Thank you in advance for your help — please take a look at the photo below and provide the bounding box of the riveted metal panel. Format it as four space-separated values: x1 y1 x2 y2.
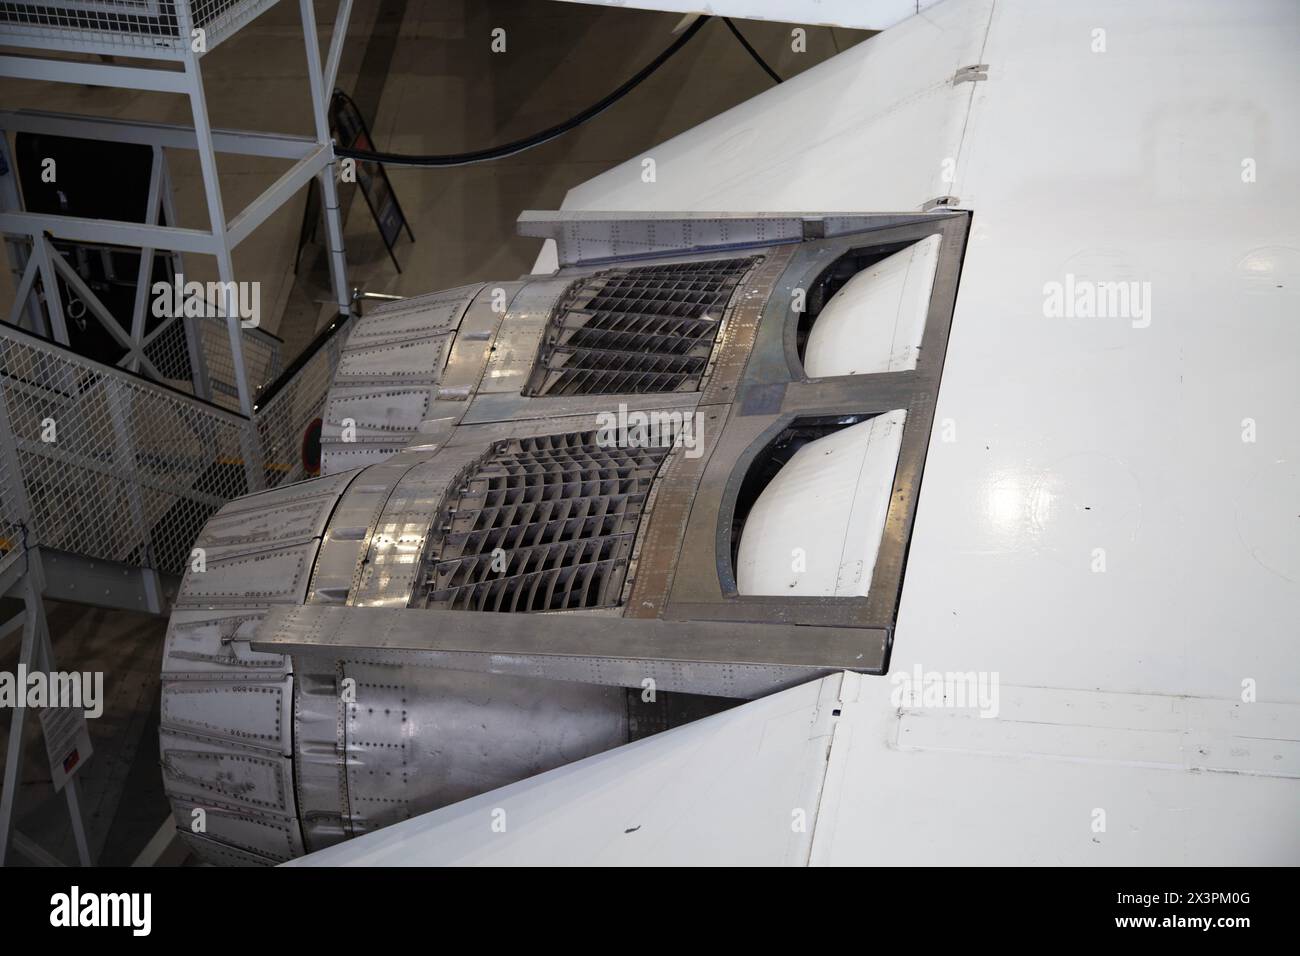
322 387 433 438
517 211 808 266
255 604 880 698
304 456 420 605
161 608 283 679
161 677 293 754
346 287 480 341
196 495 338 561
438 282 523 402
175 469 361 608
293 668 351 852
334 337 453 382
317 441 408 474
177 539 320 606
169 799 302 864
159 467 365 863
320 284 483 474
441 410 626 447
473 278 571 395
160 729 298 816
349 449 480 608
217 468 357 512
458 388 701 429
176 831 281 868
337 663 628 839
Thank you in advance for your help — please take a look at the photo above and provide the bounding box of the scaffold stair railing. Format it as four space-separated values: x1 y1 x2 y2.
0 0 356 420
0 314 353 589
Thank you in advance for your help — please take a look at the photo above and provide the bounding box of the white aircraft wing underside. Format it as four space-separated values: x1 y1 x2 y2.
551 0 942 31
298 0 1300 865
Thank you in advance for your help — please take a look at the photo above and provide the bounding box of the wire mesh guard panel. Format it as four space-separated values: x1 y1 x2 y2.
0 418 21 574
522 257 760 397
0 332 249 575
0 0 278 53
139 315 195 385
142 315 282 411
255 324 348 488
199 317 282 408
412 431 674 613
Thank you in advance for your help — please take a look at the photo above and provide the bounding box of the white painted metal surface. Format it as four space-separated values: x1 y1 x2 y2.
736 412 906 597
804 235 940 376
553 0 993 215
553 0 942 31
339 0 1300 865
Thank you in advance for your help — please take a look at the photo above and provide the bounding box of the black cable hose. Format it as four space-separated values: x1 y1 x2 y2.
335 15 712 168
723 17 782 84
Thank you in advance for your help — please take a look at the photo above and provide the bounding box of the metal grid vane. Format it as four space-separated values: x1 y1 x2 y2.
522 257 759 397
412 430 675 613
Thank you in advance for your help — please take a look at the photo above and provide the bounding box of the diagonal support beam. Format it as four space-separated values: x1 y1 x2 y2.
46 241 133 350
125 147 166 373
227 144 332 247
323 0 354 96
5 255 38 329
29 233 67 343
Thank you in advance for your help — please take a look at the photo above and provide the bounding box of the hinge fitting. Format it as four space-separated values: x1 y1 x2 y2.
953 64 989 85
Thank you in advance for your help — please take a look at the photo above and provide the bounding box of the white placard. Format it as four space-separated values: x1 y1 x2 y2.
40 705 93 792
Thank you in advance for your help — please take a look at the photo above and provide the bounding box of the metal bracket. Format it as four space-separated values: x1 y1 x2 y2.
953 64 989 85
252 604 885 699
922 195 962 211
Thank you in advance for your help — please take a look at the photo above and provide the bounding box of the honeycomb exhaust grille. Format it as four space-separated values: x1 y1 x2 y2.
522 257 759 397
412 430 674 612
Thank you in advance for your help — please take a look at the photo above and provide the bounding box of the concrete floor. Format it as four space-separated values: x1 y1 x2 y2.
0 0 864 865
0 600 168 865
293 1 865 351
